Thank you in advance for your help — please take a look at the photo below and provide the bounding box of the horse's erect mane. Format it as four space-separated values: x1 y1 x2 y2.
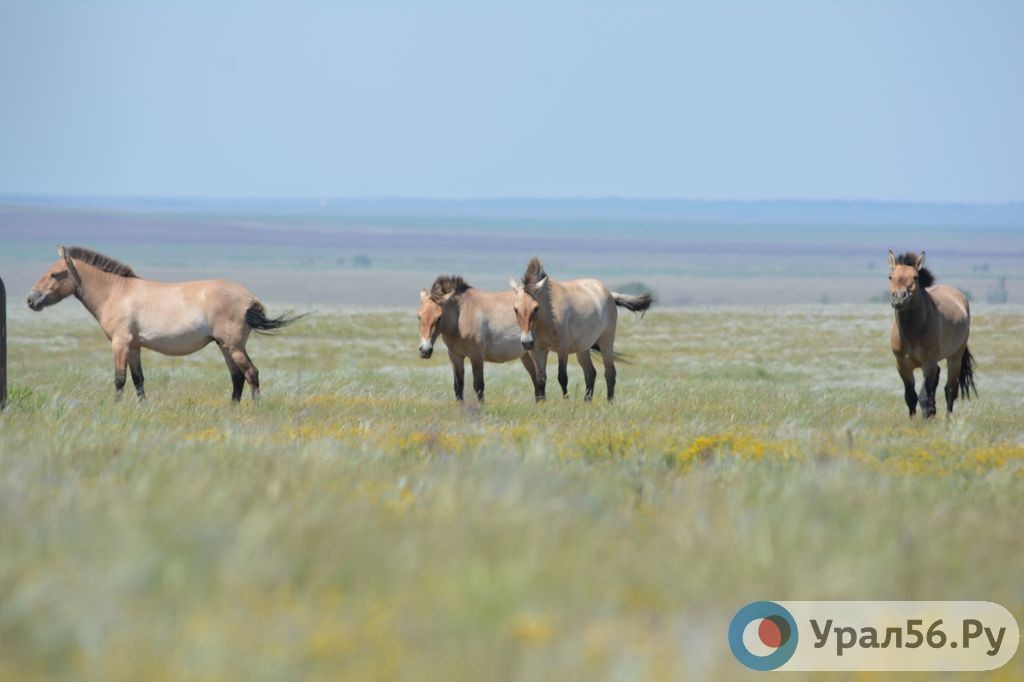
521 256 547 290
430 275 471 302
65 246 138 278
894 252 934 287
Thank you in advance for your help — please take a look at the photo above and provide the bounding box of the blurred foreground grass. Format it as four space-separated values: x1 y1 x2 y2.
1 304 1023 681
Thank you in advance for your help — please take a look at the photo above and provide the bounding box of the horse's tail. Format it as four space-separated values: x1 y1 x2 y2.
610 291 654 317
245 301 308 335
957 346 977 400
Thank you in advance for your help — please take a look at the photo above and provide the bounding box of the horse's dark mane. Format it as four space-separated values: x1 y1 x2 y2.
521 256 547 290
894 252 934 287
65 246 138 278
430 275 471 302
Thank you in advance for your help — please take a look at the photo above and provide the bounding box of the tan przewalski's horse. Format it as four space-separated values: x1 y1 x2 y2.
27 246 304 402
510 257 652 402
418 275 545 402
888 250 975 418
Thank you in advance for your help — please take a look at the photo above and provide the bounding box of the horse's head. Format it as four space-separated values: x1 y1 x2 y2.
887 250 926 310
509 275 546 350
26 246 81 311
418 288 453 359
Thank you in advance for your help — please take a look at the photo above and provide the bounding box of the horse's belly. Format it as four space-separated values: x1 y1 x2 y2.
484 336 527 363
140 329 213 356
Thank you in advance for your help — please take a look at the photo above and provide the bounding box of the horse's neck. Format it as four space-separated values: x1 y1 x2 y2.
535 283 558 328
896 290 932 340
73 265 122 323
440 299 462 337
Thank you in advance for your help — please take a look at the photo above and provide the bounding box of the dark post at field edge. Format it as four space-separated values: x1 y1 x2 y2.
0 275 6 411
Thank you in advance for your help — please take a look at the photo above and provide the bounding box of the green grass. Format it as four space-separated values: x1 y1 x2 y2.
1 304 1023 681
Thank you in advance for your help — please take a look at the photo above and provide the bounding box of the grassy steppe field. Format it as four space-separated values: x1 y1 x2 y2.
1 302 1022 681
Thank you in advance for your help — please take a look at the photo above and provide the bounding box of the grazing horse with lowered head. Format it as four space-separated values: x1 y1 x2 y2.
510 257 652 402
418 275 545 402
27 246 303 402
888 250 975 418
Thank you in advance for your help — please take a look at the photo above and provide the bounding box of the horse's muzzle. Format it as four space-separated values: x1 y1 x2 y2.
419 343 433 359
890 291 910 309
26 291 44 311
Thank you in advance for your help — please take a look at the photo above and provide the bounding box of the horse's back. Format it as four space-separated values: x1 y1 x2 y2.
929 285 970 324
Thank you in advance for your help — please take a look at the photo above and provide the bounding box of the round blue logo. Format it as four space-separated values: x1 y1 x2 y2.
729 601 799 671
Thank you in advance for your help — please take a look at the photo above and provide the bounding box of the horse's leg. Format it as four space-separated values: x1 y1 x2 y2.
127 346 146 403
470 354 485 403
598 331 617 402
576 350 597 401
944 346 965 415
227 347 260 401
531 348 548 402
449 350 466 402
112 339 129 400
557 352 570 398
896 360 917 417
921 362 940 419
219 344 245 402
519 354 541 402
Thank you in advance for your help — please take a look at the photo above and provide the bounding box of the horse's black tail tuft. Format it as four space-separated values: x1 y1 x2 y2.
957 346 977 400
245 301 308 335
610 291 654 317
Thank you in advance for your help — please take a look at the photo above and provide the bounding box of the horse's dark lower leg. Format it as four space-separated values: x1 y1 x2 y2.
451 355 465 402
557 354 569 397
471 358 485 403
228 347 260 401
113 343 129 400
903 379 917 417
922 366 940 419
220 345 245 402
576 351 597 401
519 355 543 403
128 349 146 402
944 350 964 415
896 362 917 417
535 352 547 402
604 364 616 402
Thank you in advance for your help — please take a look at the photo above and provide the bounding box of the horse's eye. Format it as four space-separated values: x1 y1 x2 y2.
513 307 518 314
888 275 892 280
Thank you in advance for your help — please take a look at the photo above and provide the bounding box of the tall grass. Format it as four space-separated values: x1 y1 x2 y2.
1 304 1022 680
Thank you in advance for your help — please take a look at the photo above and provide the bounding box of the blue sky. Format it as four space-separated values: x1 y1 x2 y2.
0 1 1021 202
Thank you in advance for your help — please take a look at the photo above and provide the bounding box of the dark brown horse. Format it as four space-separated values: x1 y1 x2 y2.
888 250 975 418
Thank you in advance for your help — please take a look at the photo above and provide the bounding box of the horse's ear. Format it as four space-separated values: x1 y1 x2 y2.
508 276 519 291
57 245 67 259
439 291 455 305
534 276 548 291
887 250 896 270
420 288 429 302
915 251 926 270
